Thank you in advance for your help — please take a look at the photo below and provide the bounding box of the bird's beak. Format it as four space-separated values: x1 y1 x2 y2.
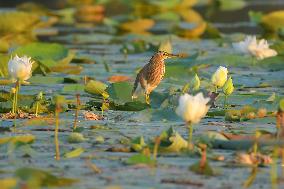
167 53 180 58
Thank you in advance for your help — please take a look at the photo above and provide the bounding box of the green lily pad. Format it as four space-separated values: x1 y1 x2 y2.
13 42 75 73
63 147 85 158
62 84 85 93
15 167 78 187
218 0 246 11
158 127 188 153
0 11 40 34
131 136 147 152
107 82 133 104
126 154 156 166
68 132 87 143
85 80 109 98
0 54 9 77
0 135 35 145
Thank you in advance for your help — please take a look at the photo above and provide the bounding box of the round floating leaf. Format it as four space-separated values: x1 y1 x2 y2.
126 154 155 166
85 80 109 98
0 54 9 77
68 132 87 143
218 0 246 11
0 178 17 189
63 147 85 158
0 11 40 34
106 82 133 104
15 167 78 187
0 135 35 145
13 42 74 70
261 10 284 32
120 19 155 34
131 136 147 152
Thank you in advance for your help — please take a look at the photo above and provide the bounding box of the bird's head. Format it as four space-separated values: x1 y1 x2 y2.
156 51 180 60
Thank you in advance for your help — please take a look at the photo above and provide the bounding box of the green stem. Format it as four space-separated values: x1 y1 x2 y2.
35 101 39 117
14 80 20 114
55 106 60 161
253 130 260 154
101 98 105 117
224 95 228 109
271 146 278 189
12 90 16 114
215 86 218 93
153 137 161 161
188 122 193 150
251 57 257 65
73 94 80 131
243 166 258 188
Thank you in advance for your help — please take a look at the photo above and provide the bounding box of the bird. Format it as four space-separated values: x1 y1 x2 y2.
132 51 180 104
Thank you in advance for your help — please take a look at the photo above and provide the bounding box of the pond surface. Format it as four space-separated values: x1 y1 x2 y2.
0 0 284 189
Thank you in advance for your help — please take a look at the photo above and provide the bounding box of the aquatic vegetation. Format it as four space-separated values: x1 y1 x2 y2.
0 0 284 188
8 55 33 114
176 93 210 149
233 36 277 60
211 66 228 92
222 76 234 107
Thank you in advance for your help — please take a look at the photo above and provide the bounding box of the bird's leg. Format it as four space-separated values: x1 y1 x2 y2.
145 93 150 104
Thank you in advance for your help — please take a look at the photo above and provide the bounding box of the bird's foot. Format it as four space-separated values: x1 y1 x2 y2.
145 94 150 105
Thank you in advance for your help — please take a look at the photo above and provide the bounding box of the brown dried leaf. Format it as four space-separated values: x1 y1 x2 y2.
83 111 103 120
235 152 272 165
0 111 36 119
107 75 131 83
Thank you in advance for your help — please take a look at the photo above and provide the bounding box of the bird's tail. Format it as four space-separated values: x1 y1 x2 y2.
132 74 140 100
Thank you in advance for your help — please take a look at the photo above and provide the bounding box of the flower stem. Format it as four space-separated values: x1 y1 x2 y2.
251 57 257 65
14 80 20 114
35 101 39 117
12 90 16 114
73 94 80 131
215 86 218 93
224 95 228 109
243 166 258 188
153 136 161 161
55 104 60 161
187 122 193 150
253 130 261 154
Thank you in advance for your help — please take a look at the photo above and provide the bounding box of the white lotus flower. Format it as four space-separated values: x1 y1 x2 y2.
176 92 210 124
232 36 277 60
211 66 228 88
8 55 33 82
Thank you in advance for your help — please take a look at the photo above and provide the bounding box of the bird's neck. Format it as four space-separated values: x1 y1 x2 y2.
150 57 164 66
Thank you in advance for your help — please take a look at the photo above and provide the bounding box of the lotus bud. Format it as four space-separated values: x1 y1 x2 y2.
222 76 234 96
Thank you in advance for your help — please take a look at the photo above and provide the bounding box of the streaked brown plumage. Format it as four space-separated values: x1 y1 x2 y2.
132 51 179 104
